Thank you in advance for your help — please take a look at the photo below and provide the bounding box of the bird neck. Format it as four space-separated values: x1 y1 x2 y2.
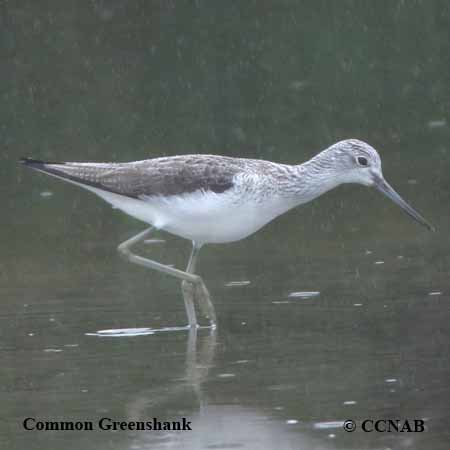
289 153 341 204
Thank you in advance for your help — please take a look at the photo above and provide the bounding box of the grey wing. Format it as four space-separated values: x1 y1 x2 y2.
129 156 242 197
20 155 243 198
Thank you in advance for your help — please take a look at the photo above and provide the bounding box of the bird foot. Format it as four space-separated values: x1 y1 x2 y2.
181 279 216 327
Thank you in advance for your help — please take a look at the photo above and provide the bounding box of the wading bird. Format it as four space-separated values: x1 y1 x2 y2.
21 139 434 328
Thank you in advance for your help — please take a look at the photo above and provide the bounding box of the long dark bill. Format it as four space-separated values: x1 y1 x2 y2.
374 177 435 232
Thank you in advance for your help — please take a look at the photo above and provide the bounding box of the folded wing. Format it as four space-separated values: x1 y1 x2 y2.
20 155 241 198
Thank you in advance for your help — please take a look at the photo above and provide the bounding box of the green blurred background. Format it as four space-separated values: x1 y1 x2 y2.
2 2 450 450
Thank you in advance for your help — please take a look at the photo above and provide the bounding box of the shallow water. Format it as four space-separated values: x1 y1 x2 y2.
3 219 450 450
3 2 450 449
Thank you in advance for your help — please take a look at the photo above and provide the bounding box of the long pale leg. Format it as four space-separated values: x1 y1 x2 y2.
182 243 217 328
117 227 199 328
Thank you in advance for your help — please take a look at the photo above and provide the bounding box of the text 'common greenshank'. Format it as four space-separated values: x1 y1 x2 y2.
20 139 434 328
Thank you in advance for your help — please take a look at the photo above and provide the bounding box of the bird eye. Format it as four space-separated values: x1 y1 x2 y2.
357 156 368 166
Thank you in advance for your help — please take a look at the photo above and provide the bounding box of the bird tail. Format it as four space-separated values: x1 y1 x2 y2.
20 157 65 169
19 157 82 182
19 156 123 194
18 156 139 200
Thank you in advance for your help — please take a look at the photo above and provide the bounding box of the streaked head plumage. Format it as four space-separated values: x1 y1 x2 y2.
320 139 382 186
312 139 433 231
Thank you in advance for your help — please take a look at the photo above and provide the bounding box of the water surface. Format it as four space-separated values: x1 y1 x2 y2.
3 2 450 449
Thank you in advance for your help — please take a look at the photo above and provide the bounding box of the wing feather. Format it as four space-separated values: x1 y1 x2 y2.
20 155 242 198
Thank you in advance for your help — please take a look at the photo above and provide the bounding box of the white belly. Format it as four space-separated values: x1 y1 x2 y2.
91 187 295 245
159 191 288 244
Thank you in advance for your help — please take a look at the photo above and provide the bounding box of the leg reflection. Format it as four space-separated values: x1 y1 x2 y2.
126 326 217 422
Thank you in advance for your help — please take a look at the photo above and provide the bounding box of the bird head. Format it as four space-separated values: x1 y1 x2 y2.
322 139 434 231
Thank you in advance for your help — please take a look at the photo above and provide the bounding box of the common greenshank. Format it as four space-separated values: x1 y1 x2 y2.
20 139 434 328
